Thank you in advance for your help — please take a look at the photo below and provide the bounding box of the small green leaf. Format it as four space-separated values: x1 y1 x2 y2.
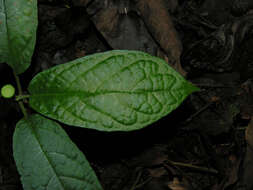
13 114 103 190
0 0 38 74
28 50 199 131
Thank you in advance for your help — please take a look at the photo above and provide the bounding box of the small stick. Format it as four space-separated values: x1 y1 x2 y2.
183 102 213 124
164 160 218 174
130 169 152 190
134 177 152 189
130 169 143 190
193 83 234 88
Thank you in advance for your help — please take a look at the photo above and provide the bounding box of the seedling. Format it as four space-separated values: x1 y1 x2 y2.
0 0 199 189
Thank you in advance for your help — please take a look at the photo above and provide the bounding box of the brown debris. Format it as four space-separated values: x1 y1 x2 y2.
72 0 91 7
246 117 253 149
92 7 119 39
168 177 191 190
136 0 186 76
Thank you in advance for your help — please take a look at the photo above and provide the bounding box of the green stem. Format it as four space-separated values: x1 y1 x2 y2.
13 71 23 95
18 101 28 118
15 94 30 101
13 71 28 118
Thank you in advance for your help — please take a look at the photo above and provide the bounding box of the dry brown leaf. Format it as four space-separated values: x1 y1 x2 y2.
148 167 167 178
93 7 119 39
168 177 190 190
137 0 182 60
137 0 186 76
245 117 253 148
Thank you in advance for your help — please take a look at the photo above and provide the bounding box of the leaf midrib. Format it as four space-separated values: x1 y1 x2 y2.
30 88 175 97
26 118 66 189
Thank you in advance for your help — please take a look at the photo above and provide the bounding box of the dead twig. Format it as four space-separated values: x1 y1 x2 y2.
163 160 218 175
130 168 152 190
183 102 213 124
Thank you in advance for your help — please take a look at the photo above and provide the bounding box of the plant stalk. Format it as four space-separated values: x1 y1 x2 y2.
13 71 28 118
15 94 30 101
18 101 28 118
13 71 23 95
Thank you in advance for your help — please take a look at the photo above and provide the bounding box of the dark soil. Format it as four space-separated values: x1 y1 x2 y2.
1 0 253 190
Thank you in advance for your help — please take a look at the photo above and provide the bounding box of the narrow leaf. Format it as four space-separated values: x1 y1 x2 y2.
13 114 103 190
0 0 37 74
28 50 199 131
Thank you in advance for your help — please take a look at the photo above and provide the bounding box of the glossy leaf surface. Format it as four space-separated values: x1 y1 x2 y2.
13 114 103 190
28 50 198 131
0 0 37 74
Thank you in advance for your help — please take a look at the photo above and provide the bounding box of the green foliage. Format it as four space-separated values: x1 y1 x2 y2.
0 0 37 74
28 50 199 131
13 114 103 190
1 1 199 189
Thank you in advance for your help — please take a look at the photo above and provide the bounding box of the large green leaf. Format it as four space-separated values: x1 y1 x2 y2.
28 50 199 131
0 0 37 74
13 114 103 190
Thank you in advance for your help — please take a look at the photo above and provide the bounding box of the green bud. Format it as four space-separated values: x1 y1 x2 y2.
1 84 15 98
